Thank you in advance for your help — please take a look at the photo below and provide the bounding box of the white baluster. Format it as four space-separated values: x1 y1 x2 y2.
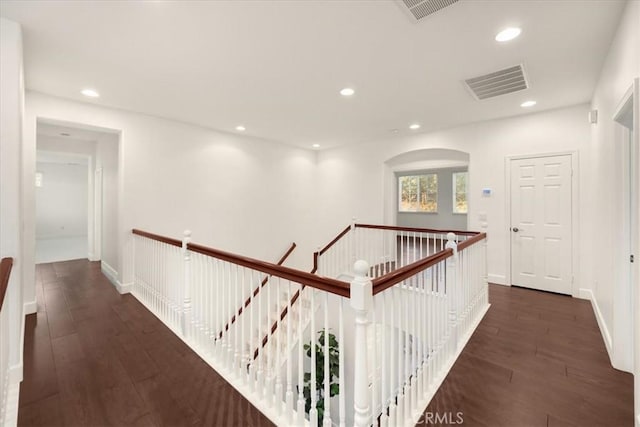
297 285 305 426
181 230 192 339
274 277 283 416
323 291 331 427
310 287 318 427
339 296 346 427
285 280 293 423
446 233 458 358
351 260 372 427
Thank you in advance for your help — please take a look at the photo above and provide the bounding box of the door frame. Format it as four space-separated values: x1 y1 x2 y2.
612 79 638 374
504 151 580 297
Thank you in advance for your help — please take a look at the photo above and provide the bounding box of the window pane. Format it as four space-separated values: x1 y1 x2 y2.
399 176 418 211
419 174 438 212
399 173 438 213
453 172 468 213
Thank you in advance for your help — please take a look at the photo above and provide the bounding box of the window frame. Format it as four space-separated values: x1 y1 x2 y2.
398 173 438 213
452 171 468 214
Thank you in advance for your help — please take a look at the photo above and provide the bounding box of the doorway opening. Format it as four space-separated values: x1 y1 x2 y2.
35 120 119 269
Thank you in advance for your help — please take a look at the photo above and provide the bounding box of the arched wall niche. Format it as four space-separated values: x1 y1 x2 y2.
382 148 471 228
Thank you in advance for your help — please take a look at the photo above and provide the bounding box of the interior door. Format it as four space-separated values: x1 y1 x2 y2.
510 155 572 294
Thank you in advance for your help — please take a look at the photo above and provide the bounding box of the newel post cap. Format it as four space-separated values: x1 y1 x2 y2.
351 260 372 311
445 232 457 250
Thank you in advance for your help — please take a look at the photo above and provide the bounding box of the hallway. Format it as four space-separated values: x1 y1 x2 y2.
18 260 272 426
424 285 634 426
17 261 634 426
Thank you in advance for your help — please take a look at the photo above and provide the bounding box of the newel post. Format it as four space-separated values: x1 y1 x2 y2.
445 233 458 351
350 260 372 427
182 230 192 339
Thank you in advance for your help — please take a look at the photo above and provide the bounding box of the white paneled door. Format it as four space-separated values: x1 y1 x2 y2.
510 155 572 295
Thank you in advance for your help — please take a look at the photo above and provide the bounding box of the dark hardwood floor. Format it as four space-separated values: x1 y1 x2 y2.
18 259 273 427
423 284 635 426
19 261 634 426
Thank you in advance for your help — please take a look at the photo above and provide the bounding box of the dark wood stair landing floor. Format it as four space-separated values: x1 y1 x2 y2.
422 284 634 427
18 259 273 427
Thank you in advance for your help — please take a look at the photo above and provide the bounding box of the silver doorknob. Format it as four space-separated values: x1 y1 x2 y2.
512 227 519 232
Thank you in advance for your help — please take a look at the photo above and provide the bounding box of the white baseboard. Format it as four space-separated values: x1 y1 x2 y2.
8 363 22 385
116 282 133 294
579 288 613 360
3 363 22 426
100 261 132 294
101 261 118 284
23 299 37 315
488 273 507 285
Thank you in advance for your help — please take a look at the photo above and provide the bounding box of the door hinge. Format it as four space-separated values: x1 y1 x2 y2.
631 254 635 263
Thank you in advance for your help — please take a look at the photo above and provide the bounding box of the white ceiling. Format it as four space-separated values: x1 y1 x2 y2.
0 0 626 149
37 122 105 143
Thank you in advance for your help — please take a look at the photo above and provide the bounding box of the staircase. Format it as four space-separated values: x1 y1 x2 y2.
130 223 489 426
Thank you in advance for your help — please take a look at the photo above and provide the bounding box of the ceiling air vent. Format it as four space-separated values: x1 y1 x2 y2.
399 0 460 21
464 65 529 100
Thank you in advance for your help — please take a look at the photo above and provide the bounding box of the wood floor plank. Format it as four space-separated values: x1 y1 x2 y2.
421 284 634 426
19 260 273 427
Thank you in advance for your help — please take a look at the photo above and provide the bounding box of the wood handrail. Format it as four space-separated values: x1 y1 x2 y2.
132 229 182 247
372 249 453 295
457 232 487 251
0 257 14 311
220 242 297 339
187 242 350 297
132 229 350 297
318 225 351 256
355 223 479 236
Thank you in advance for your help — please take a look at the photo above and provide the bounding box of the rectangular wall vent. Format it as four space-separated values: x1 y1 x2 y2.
400 0 460 21
464 65 529 100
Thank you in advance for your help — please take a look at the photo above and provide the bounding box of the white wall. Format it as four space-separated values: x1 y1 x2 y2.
96 133 119 271
317 104 591 289
0 16 25 425
35 161 88 239
588 0 640 419
23 92 319 299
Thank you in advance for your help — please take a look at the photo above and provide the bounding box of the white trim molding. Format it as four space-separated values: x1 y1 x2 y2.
116 282 133 294
2 363 22 427
487 273 507 285
101 260 132 294
579 288 613 360
23 299 37 315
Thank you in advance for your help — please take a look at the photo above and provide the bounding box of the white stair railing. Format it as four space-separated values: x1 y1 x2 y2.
132 229 351 426
130 225 488 427
317 222 476 281
348 232 489 427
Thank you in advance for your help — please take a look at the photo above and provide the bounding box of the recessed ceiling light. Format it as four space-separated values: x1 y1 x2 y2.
409 124 421 130
495 27 521 42
312 144 321 148
340 88 355 97
81 88 100 98
235 125 246 131
520 100 537 108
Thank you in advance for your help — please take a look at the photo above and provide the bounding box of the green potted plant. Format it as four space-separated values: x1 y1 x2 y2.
303 329 339 423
